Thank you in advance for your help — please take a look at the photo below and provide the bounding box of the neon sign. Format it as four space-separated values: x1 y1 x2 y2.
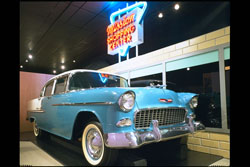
99 73 109 83
107 2 147 57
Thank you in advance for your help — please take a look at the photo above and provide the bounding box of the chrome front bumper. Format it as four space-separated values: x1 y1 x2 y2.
104 117 205 148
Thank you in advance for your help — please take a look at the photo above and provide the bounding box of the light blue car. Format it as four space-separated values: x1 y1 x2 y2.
27 69 205 166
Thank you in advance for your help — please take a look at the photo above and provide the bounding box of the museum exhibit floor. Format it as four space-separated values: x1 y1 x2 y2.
20 132 229 166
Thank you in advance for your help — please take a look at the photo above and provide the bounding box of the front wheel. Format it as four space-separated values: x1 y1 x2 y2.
82 121 118 166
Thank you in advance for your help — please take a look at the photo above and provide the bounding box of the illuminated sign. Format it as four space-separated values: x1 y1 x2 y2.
99 73 109 83
107 2 147 57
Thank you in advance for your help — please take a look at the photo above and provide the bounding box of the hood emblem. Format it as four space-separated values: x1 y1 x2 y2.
159 98 173 103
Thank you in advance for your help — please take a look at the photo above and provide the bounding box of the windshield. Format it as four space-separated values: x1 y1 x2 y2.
68 72 128 90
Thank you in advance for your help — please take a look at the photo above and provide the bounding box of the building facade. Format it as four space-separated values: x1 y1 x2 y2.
100 26 230 158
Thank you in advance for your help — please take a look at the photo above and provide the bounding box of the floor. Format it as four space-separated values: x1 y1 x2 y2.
20 141 63 166
20 132 230 166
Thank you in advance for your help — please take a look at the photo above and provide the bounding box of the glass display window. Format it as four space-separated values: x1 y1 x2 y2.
166 61 222 128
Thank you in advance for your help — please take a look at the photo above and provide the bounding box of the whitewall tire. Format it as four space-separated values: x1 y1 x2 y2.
33 121 40 137
81 121 118 166
32 120 49 139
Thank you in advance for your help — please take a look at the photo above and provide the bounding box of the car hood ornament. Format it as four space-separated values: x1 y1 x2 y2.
159 98 173 103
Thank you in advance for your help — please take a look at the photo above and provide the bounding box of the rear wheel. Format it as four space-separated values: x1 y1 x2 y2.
33 121 41 137
82 121 118 166
33 120 49 139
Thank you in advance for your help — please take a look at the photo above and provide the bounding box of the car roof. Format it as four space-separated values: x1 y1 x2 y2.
47 69 123 83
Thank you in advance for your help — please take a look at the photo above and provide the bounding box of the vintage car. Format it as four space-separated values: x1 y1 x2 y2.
27 69 205 166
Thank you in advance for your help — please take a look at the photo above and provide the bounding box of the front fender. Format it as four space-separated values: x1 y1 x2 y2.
177 93 198 108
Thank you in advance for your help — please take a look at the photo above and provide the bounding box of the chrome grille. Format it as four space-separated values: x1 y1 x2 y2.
134 108 187 129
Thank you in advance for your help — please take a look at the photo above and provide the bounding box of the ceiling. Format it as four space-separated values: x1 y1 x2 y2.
20 1 230 74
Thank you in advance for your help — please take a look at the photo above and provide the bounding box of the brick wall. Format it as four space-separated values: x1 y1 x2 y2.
187 132 230 158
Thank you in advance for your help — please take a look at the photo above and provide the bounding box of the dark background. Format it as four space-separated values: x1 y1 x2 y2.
20 1 230 74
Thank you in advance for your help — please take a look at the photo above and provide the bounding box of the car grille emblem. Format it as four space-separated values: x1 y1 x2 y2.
159 98 173 103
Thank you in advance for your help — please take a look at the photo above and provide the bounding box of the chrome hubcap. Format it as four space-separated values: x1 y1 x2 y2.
33 122 39 136
86 128 103 160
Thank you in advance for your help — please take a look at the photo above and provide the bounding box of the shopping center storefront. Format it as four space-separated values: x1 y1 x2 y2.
100 26 230 158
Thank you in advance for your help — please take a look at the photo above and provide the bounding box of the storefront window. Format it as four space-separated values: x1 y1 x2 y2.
166 62 222 128
224 47 230 129
225 60 230 129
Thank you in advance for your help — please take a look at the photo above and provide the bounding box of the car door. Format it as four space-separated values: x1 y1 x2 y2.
49 75 70 138
39 79 56 132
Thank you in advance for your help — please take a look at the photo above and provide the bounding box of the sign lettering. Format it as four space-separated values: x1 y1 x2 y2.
107 2 147 57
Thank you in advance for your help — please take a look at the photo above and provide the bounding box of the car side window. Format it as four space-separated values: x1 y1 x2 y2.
44 80 54 96
54 76 68 94
69 73 90 90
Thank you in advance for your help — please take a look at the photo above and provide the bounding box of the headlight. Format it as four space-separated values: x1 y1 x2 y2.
189 96 198 109
118 91 135 112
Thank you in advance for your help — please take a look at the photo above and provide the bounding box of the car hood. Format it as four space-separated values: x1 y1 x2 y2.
67 87 195 110
93 87 189 109
130 87 184 109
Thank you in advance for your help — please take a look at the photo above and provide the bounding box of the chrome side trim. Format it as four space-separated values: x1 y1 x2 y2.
52 102 114 106
27 110 45 113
